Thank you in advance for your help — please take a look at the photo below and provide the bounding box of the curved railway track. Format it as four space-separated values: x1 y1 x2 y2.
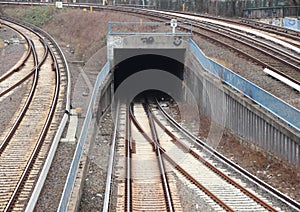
103 99 299 211
176 12 300 47
1 2 300 91
113 103 182 211
0 22 31 83
107 7 300 86
58 3 300 107
153 100 299 211
239 18 300 43
0 17 68 211
158 98 300 210
0 21 48 99
133 100 279 211
1 2 299 210
128 103 171 211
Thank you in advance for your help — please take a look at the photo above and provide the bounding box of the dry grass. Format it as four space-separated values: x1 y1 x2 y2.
42 9 153 61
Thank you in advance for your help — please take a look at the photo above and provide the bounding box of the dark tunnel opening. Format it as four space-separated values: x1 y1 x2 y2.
113 49 185 93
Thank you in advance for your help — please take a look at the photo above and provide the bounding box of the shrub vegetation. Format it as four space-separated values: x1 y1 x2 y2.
4 6 58 26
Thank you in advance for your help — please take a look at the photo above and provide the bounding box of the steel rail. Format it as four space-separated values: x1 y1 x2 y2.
0 21 32 82
0 15 71 113
0 38 49 98
1 38 38 210
185 22 300 85
161 9 300 45
150 103 278 211
90 5 300 85
125 8 300 84
155 99 300 211
4 38 60 211
125 104 132 212
129 107 234 212
193 20 300 63
102 102 120 212
0 15 71 212
0 39 39 155
239 18 300 43
143 101 174 212
189 22 300 81
190 25 300 84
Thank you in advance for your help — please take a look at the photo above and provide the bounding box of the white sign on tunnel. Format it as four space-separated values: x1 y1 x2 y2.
170 19 177 33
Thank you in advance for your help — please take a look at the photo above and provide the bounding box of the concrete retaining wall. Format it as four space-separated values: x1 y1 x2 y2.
185 51 300 167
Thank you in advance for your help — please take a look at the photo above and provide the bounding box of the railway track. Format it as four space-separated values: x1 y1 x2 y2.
112 8 300 86
173 11 300 48
0 21 48 98
129 103 171 211
1 2 300 92
59 3 300 106
103 98 299 211
151 98 300 211
111 103 182 211
0 22 31 84
1 2 298 210
239 18 300 44
155 98 300 210
0 17 68 211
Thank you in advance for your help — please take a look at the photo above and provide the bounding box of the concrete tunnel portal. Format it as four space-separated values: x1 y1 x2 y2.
113 49 186 98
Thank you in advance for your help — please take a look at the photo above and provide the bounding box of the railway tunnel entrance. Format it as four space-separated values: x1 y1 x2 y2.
107 22 192 101
113 49 185 94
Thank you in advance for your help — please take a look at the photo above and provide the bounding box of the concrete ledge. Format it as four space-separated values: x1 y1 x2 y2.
68 60 85 65
67 123 92 212
61 109 78 144
66 79 112 212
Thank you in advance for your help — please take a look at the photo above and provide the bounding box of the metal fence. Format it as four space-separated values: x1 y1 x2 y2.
58 62 110 212
108 21 193 35
190 39 300 132
243 6 300 18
